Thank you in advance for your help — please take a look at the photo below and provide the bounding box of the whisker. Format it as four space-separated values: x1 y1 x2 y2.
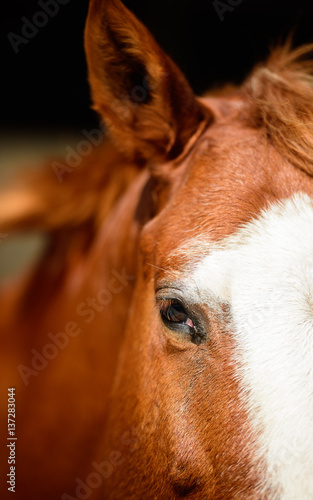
147 263 167 272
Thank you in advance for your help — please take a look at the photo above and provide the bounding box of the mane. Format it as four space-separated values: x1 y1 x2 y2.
0 140 139 310
0 140 139 234
245 42 313 176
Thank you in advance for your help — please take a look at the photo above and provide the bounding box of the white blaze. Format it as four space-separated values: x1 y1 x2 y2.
190 193 313 499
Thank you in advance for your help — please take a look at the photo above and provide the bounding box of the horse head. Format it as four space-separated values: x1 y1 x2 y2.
1 0 313 498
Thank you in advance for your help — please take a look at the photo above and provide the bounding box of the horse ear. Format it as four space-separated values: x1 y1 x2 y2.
84 0 209 161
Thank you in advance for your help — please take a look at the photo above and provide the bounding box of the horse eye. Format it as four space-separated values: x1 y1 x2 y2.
161 300 192 325
157 297 205 345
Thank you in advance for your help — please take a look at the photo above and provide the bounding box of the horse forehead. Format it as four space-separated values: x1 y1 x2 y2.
150 132 266 250
189 193 313 298
149 117 313 259
157 192 313 291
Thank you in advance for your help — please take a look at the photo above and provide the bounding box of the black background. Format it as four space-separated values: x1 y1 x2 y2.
2 0 313 132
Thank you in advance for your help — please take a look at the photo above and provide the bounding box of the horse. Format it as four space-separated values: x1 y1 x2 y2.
1 0 313 498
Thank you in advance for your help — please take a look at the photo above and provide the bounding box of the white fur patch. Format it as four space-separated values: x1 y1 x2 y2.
188 193 313 499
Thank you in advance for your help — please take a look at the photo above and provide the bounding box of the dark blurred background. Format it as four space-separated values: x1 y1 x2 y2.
1 0 313 280
2 0 313 133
